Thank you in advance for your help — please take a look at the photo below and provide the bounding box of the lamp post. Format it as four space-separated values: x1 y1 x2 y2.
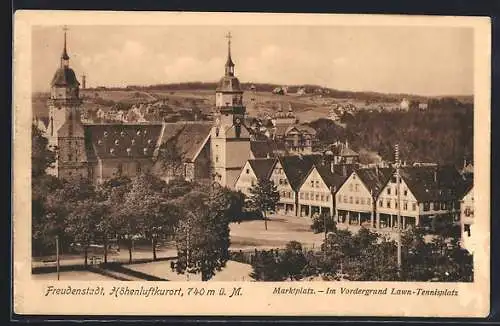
395 144 402 276
56 235 60 281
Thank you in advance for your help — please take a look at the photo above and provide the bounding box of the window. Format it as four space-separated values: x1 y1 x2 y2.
423 202 430 211
320 194 324 201
355 184 359 192
311 180 314 187
404 189 408 196
349 184 353 191
251 179 255 186
338 195 341 203
355 197 359 204
316 180 320 188
344 195 348 203
215 155 219 163
300 192 304 199
412 203 417 211
136 162 142 173
360 197 365 205
349 196 353 204
386 200 391 208
441 202 446 210
395 202 398 209
403 202 408 210
326 195 330 201
379 200 383 207
305 193 310 200
246 169 250 174
464 224 471 237
387 188 391 195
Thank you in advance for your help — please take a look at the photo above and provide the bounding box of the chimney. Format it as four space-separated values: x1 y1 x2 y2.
434 170 437 183
342 164 347 176
375 165 379 176
331 161 334 173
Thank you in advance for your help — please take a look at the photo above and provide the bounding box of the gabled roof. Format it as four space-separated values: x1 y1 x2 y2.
248 158 276 181
157 122 212 162
276 155 319 191
356 167 395 197
313 163 352 192
399 165 466 202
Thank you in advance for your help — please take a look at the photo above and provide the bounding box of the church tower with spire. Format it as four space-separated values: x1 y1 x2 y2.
46 27 88 180
211 32 251 188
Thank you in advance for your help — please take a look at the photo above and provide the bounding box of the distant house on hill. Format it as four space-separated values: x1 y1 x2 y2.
400 98 410 111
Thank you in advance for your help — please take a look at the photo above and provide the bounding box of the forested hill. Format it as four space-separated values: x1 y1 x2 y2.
122 82 473 104
308 106 473 166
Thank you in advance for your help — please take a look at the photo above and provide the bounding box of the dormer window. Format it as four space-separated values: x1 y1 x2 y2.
110 148 115 155
115 139 119 145
143 148 148 155
126 148 132 156
104 131 108 137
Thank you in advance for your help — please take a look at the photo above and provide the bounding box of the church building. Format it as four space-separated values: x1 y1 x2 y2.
42 29 252 189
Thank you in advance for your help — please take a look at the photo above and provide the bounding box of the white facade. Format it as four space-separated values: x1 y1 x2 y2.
234 161 258 197
297 167 334 218
335 171 374 227
269 160 296 216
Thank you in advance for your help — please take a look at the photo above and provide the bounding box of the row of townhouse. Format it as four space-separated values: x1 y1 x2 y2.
235 155 474 238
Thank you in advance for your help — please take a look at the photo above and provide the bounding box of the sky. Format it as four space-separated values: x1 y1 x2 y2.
32 25 474 96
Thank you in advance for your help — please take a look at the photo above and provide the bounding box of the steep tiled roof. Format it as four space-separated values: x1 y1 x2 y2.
278 155 317 191
248 158 276 181
356 167 395 197
400 165 465 202
314 163 352 192
84 123 163 159
251 141 274 158
157 122 212 162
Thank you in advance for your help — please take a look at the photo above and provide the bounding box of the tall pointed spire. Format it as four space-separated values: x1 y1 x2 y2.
61 26 70 67
225 32 234 76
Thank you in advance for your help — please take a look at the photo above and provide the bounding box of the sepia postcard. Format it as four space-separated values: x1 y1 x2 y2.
13 10 491 317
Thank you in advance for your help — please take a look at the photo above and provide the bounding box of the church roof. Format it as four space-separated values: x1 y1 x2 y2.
216 75 242 92
51 67 80 87
84 124 163 160
157 122 212 162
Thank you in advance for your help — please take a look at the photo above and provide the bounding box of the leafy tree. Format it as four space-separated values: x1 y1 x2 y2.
174 184 231 281
64 198 108 267
157 139 184 181
32 175 63 256
250 249 284 281
247 179 280 230
32 123 56 178
120 173 175 261
278 241 308 281
96 176 132 263
222 188 246 223
310 212 336 235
